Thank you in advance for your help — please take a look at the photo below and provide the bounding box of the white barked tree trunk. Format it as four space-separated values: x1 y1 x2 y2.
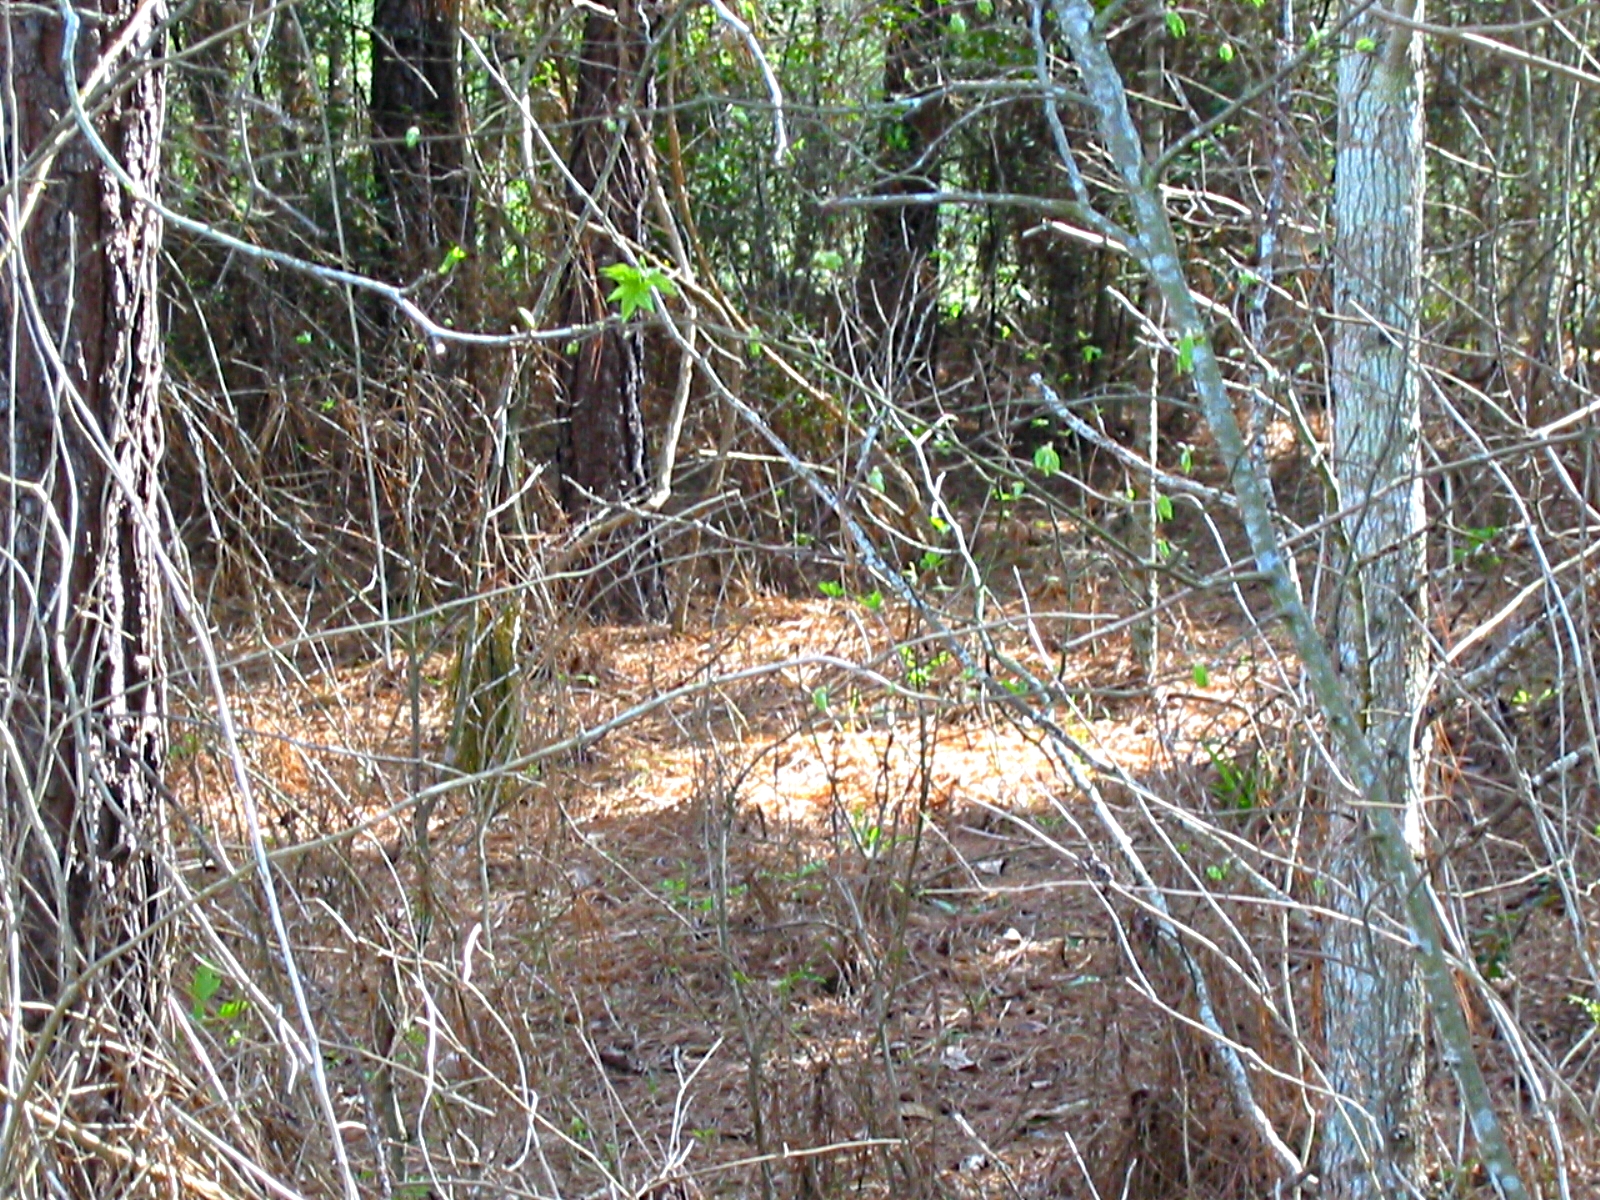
1322 6 1429 1197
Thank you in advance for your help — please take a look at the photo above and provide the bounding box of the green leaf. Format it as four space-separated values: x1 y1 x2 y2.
812 686 831 714
975 0 993 14
1176 332 1199 374
858 589 884 611
1355 35 1377 52
813 249 844 273
600 262 677 320
818 580 846 598
947 11 966 34
1571 994 1600 1026
867 466 886 492
1192 663 1210 688
1454 525 1504 564
1164 9 1186 38
1155 493 1174 522
1179 444 1195 474
191 961 222 1019
1217 41 1234 62
1033 442 1062 477
600 263 652 320
437 243 467 276
404 125 422 149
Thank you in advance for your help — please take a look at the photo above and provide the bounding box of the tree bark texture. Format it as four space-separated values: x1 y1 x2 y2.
371 0 470 277
1321 9 1429 1198
1051 1 1526 1191
856 0 945 370
0 0 169 1180
555 0 667 622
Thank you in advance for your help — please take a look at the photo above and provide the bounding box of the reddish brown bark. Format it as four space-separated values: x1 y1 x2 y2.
371 0 470 277
555 0 667 621
857 0 947 367
0 0 169 1167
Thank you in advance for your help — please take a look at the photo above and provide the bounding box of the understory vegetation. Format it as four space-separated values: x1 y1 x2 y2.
9 0 1600 1196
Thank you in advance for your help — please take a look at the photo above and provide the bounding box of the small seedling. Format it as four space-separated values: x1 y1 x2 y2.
1203 741 1269 812
1570 993 1600 1026
190 961 222 1020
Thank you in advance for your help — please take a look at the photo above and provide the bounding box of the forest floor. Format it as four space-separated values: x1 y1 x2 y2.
172 501 1600 1200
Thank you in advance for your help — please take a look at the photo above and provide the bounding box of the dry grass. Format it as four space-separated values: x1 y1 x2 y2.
156 563 1290 1200
160 477 1600 1200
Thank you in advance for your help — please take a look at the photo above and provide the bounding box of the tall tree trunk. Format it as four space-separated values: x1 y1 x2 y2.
371 0 470 278
555 0 668 622
1051 2 1527 1192
1321 9 1429 1198
856 0 945 372
0 0 169 1185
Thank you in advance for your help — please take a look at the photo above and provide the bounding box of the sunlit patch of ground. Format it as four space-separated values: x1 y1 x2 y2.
173 571 1595 1200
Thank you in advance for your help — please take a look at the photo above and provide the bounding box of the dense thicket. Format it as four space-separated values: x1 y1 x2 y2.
8 0 1600 1193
